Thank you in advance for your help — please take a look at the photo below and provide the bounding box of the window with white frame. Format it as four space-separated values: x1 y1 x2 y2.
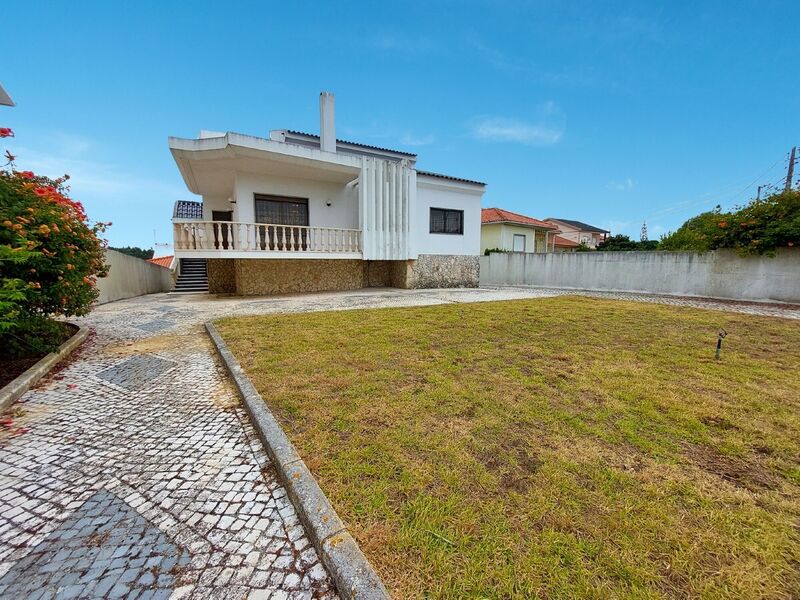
512 234 526 252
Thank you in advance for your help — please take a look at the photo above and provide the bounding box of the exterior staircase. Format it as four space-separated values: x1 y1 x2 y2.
173 258 208 293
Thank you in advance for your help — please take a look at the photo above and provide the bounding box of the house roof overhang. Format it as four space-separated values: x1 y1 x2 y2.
168 132 363 195
544 218 610 234
481 207 558 230
417 171 486 196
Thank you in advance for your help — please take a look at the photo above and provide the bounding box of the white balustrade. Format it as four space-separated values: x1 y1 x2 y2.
172 221 361 255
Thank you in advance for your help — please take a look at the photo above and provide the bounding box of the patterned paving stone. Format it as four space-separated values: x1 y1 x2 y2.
0 286 795 600
95 354 178 391
0 489 188 599
135 319 176 333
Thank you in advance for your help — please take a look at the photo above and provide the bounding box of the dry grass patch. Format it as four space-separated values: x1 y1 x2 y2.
216 297 800 599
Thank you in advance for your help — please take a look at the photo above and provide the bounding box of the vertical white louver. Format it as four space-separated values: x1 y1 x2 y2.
359 157 414 260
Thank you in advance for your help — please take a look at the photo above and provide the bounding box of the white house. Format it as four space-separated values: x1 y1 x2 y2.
169 92 485 295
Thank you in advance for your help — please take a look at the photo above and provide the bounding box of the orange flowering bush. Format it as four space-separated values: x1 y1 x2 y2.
1 162 109 356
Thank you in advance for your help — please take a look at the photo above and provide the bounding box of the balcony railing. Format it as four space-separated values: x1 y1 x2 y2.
173 221 362 254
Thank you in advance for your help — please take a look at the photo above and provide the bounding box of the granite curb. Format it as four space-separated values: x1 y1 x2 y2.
0 324 90 413
205 320 391 600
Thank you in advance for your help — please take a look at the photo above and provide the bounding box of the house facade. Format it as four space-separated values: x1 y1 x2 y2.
170 93 485 295
553 235 579 252
543 218 609 249
480 208 560 253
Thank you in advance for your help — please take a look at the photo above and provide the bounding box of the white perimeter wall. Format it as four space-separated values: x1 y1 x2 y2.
480 249 800 303
414 178 482 256
96 249 174 304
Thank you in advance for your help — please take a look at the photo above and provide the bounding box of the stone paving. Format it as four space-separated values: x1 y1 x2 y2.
0 286 796 600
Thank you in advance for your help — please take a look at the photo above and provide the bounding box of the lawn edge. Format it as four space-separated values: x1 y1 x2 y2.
205 321 391 600
0 324 90 413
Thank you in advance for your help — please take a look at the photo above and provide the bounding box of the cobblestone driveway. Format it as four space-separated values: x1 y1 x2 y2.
1 287 796 600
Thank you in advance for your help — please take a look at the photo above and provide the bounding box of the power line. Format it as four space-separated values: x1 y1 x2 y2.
647 155 785 221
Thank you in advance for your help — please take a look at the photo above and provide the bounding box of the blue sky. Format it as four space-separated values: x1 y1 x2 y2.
2 1 798 249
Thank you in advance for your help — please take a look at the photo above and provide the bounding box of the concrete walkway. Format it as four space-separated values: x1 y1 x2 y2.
0 287 796 600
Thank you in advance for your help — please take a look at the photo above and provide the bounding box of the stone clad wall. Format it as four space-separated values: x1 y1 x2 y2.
204 255 481 296
399 254 480 289
207 259 236 294
233 259 365 296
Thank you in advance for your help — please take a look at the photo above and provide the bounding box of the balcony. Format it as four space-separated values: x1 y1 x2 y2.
173 220 362 259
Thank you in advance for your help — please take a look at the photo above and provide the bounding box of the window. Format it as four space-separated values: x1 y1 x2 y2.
512 234 526 252
429 208 464 235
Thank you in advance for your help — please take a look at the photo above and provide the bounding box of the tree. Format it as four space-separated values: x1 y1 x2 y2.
110 246 154 260
596 234 660 251
596 234 639 251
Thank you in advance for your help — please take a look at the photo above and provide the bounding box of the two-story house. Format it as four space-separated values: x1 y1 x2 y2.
543 218 609 249
169 93 486 295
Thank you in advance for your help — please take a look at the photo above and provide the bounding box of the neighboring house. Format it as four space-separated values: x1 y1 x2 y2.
481 207 560 253
553 235 579 252
169 92 486 295
543 218 610 249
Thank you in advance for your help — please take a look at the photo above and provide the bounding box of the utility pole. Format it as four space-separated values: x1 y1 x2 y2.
785 146 796 191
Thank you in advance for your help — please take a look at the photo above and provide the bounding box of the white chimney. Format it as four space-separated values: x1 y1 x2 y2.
319 92 336 153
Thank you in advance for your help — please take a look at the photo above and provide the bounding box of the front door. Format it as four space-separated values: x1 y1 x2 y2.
212 210 233 250
254 195 309 250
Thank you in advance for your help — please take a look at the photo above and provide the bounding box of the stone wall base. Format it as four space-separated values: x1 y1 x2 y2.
207 259 236 294
397 254 480 289
205 254 479 296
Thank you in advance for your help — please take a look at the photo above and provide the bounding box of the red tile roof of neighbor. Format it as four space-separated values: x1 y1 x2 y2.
553 235 579 247
147 255 174 268
481 207 557 229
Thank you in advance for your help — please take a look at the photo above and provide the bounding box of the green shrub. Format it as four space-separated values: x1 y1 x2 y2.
659 190 799 255
1 167 108 357
659 207 731 252
716 189 800 255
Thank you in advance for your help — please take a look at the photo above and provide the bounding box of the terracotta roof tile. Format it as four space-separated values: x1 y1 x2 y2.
481 207 557 229
553 235 579 247
147 256 174 268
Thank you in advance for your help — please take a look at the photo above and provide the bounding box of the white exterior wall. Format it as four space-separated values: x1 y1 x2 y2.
207 172 359 228
97 249 174 304
189 167 483 259
414 178 483 256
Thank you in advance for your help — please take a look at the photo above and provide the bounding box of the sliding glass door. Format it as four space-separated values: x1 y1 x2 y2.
254 194 309 250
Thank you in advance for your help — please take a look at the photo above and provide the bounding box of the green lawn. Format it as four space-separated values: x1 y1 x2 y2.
216 297 800 599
